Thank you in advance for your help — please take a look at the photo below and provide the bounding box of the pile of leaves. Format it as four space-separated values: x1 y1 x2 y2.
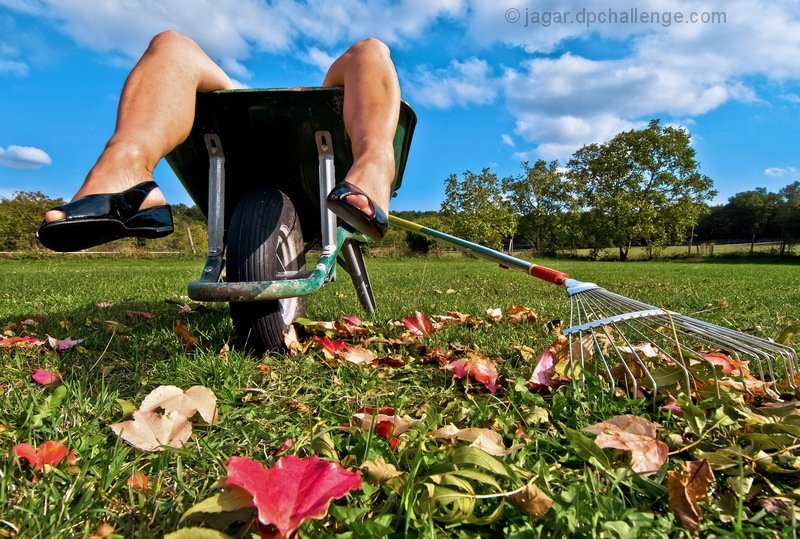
3 302 800 538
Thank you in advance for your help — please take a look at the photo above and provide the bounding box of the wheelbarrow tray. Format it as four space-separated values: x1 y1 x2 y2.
166 87 415 242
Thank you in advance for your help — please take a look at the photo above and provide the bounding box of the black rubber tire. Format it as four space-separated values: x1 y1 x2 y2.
227 188 306 354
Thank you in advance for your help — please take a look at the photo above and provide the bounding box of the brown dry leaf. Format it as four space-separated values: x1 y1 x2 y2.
284 325 312 356
89 522 115 539
139 385 217 424
584 415 667 474
218 342 230 365
593 429 668 474
506 305 538 324
485 307 502 321
431 424 515 456
287 400 311 415
109 410 192 452
361 455 404 485
174 319 198 351
668 459 715 534
508 480 552 518
718 378 780 400
342 345 378 367
583 415 662 438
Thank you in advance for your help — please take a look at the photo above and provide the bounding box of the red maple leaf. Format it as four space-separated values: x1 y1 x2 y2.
312 335 350 354
13 440 76 478
402 311 434 337
224 455 362 538
32 369 61 386
445 352 499 393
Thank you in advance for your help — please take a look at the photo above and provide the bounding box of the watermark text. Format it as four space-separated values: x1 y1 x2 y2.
504 7 727 28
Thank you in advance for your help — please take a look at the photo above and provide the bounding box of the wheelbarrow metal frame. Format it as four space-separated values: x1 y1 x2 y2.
166 87 416 313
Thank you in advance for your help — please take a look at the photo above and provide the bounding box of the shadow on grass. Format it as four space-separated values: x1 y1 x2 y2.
1 299 253 399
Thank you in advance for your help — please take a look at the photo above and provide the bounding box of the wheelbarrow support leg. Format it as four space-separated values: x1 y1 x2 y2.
339 240 377 314
199 134 225 283
316 131 337 281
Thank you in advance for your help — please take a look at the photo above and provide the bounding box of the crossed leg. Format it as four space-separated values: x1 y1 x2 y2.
44 31 401 234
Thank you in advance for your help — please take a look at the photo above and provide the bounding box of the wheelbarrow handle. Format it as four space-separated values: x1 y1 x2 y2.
387 215 569 286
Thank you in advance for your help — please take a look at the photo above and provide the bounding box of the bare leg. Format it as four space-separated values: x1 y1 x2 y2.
45 30 234 222
323 38 401 214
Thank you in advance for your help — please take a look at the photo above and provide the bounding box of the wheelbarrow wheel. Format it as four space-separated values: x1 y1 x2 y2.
227 188 306 354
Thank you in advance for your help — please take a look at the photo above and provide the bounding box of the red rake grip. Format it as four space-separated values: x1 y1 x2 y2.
528 264 569 285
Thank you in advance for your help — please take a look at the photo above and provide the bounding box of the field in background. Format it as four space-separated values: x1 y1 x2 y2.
1 256 799 537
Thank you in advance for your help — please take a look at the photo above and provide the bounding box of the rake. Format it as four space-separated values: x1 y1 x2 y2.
388 215 799 398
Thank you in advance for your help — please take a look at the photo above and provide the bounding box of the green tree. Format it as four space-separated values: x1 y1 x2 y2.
502 160 574 255
568 119 716 260
776 181 800 255
0 191 64 250
727 188 780 254
440 168 517 250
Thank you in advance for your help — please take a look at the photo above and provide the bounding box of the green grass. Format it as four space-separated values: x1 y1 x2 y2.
1 255 799 538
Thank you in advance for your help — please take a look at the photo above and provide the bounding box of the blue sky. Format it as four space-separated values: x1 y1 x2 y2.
1 0 800 212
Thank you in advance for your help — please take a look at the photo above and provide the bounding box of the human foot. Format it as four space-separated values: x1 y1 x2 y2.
44 145 166 223
37 181 174 252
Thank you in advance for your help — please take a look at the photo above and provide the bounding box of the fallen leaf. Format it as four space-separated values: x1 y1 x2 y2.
341 345 377 367
174 319 198 351
360 455 404 485
668 459 715 534
138 385 217 424
583 415 662 438
584 415 668 474
32 369 61 386
96 302 114 309
353 409 421 437
128 472 151 492
13 440 75 471
127 310 155 319
431 424 515 456
445 351 499 393
402 311 434 337
90 523 115 539
703 351 749 375
506 305 537 324
110 410 192 452
485 307 502 320
46 336 83 351
508 480 552 518
661 393 684 417
223 455 362 538
0 336 45 349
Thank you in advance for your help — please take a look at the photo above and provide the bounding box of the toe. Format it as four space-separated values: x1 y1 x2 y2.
44 209 66 223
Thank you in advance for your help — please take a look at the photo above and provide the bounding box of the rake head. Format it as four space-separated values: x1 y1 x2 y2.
561 278 799 400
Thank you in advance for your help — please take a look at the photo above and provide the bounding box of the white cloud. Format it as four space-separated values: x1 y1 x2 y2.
501 133 514 147
0 145 53 169
0 58 28 76
0 0 466 78
765 166 798 178
403 57 498 108
302 47 338 73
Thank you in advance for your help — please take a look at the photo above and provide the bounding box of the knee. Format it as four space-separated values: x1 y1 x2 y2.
146 30 200 56
345 37 392 62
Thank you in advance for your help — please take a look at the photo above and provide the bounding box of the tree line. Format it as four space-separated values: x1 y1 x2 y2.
392 119 798 260
1 120 797 259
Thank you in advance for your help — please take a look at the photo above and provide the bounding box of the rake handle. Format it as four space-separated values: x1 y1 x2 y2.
388 215 569 286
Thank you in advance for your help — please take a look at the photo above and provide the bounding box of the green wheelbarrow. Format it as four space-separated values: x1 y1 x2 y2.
165 87 416 352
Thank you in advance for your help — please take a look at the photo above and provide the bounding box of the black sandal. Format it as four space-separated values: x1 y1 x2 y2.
36 181 174 252
326 181 388 241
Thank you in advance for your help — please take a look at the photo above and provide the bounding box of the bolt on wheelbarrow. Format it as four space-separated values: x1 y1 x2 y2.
165 87 416 353
388 215 800 400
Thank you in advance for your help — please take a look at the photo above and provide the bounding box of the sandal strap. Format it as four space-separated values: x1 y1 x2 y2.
51 181 160 222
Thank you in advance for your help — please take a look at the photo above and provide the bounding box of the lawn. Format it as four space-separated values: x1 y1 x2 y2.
1 255 799 538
